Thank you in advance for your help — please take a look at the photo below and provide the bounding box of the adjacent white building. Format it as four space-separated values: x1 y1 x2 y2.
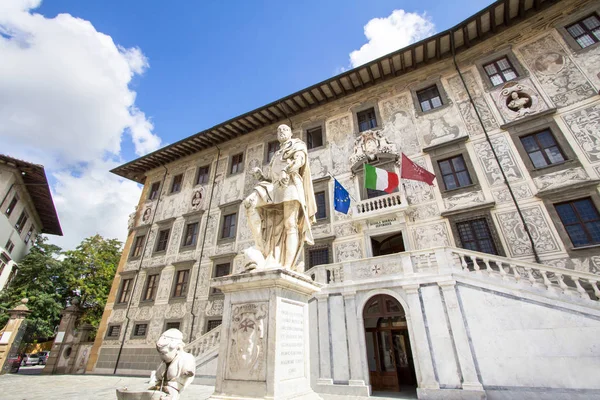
0 155 62 290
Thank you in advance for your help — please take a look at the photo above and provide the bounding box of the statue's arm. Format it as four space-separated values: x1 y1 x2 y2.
251 166 270 182
286 152 306 174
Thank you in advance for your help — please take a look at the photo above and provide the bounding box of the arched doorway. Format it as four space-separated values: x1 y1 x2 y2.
363 294 416 392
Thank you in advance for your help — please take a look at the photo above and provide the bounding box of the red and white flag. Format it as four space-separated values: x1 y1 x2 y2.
401 153 436 186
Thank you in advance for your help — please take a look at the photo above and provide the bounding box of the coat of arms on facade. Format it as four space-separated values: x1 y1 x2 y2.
227 302 267 380
191 187 205 211
349 129 398 165
497 82 544 121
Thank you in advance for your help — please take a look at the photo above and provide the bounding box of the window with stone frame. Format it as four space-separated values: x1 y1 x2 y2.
206 319 222 332
520 129 566 169
155 228 170 252
24 226 34 244
315 191 327 221
438 155 473 191
182 222 199 247
165 321 181 331
172 269 190 298
0 254 8 276
211 262 231 294
5 196 18 216
132 323 148 338
566 13 600 49
130 234 146 259
141 273 159 302
554 198 600 248
196 165 210 185
483 56 518 86
15 211 28 234
455 218 499 255
230 153 244 175
357 108 378 132
106 324 121 338
266 141 280 163
308 247 330 268
148 182 161 200
170 174 183 194
5 240 15 254
221 213 237 239
117 278 133 304
416 85 443 112
307 126 324 150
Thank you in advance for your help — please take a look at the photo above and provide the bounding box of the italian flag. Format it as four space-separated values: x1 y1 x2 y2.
364 164 399 193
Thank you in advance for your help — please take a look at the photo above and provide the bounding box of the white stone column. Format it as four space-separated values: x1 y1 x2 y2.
438 281 484 391
316 293 333 385
403 284 439 390
343 292 365 386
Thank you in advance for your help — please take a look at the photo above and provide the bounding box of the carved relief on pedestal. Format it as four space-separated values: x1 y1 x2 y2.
447 71 498 137
533 167 590 191
227 302 268 381
349 130 398 166
473 136 523 187
495 205 561 257
443 191 486 211
327 115 353 175
205 299 224 317
334 240 363 262
562 103 600 163
407 203 439 221
412 222 450 250
495 82 546 122
353 263 401 279
491 183 533 204
517 34 595 107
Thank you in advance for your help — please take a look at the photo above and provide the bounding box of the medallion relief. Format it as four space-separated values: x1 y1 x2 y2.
190 187 206 211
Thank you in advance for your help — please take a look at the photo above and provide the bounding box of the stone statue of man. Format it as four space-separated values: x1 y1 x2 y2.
149 329 195 400
243 124 317 271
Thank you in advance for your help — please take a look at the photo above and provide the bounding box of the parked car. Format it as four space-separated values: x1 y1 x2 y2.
24 353 40 366
6 354 21 373
38 351 50 365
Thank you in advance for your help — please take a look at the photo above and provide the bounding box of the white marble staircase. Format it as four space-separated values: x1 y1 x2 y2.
185 325 221 385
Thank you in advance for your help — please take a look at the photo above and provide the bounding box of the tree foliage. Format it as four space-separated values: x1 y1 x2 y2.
0 234 121 343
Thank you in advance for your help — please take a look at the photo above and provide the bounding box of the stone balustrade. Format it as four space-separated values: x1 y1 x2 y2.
305 246 600 303
185 325 221 361
354 192 405 217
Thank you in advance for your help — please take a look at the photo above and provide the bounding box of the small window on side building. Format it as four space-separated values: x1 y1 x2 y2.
15 211 28 234
230 153 244 175
130 235 145 258
117 278 133 304
172 269 190 298
357 108 378 132
221 213 237 239
196 166 210 185
417 86 443 112
133 323 148 337
142 274 159 302
5 197 18 216
165 321 181 331
566 14 600 49
5 240 15 254
148 182 160 200
307 127 324 149
107 325 121 338
24 226 34 244
171 174 183 194
520 129 566 169
483 57 518 86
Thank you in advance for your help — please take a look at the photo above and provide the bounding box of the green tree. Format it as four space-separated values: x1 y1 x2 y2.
0 236 66 342
62 234 122 335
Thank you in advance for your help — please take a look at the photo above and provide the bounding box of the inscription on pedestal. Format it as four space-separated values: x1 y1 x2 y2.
278 299 305 380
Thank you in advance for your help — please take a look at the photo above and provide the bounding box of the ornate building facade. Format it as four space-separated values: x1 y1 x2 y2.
90 0 600 398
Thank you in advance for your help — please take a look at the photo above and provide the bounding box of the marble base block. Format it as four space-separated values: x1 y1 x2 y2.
209 268 322 400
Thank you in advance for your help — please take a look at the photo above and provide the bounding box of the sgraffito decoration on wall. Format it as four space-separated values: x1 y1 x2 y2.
562 103 600 164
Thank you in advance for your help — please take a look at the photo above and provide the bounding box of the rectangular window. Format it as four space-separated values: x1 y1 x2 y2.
5 197 18 216
142 274 159 301
0 254 7 276
555 198 600 247
315 191 327 220
24 226 34 244
456 219 498 255
230 153 244 175
5 240 14 254
117 278 133 304
207 320 222 331
212 263 231 294
170 174 183 194
130 235 145 258
148 182 160 200
165 321 181 331
483 56 518 86
172 269 190 298
520 129 566 169
15 211 28 234
107 325 121 338
438 155 472 190
196 165 210 185
182 222 199 247
266 141 280 162
308 247 330 268
566 14 600 49
417 85 443 112
357 108 377 132
221 213 237 239
133 323 148 337
155 229 170 252
307 127 324 149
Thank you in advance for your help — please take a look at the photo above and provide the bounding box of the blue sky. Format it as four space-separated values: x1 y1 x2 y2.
1 0 493 249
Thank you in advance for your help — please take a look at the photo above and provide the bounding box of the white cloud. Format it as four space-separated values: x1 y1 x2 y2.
0 0 160 249
349 9 436 68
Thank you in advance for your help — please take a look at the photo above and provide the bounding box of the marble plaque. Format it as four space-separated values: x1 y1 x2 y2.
277 299 306 381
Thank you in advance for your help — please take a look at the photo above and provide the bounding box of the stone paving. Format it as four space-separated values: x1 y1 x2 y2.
0 373 417 399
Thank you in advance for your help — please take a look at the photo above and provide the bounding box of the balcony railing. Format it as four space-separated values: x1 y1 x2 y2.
354 192 406 217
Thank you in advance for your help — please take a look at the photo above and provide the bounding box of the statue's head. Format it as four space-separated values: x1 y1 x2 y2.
511 91 519 99
277 124 292 143
156 328 184 363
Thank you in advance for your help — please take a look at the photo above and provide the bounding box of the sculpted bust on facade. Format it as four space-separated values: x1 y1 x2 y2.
243 124 317 271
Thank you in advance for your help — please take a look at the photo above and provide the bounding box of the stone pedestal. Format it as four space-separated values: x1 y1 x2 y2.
210 268 322 400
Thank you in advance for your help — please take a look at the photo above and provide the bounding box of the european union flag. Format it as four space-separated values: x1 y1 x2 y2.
333 178 351 214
